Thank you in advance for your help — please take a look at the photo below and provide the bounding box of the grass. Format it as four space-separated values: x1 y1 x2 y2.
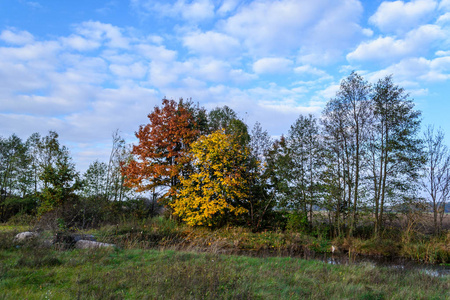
1 246 449 299
0 222 449 299
81 217 331 257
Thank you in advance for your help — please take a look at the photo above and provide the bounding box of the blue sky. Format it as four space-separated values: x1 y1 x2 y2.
1 0 450 171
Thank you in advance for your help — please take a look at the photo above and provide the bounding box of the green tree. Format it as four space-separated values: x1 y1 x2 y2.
208 106 250 146
0 134 35 220
38 145 81 215
322 72 371 236
82 160 108 199
369 75 424 235
246 122 275 230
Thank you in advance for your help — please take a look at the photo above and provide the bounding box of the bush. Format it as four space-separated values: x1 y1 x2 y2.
287 212 309 233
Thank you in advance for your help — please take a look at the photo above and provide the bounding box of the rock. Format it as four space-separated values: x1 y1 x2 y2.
54 232 97 247
73 234 96 242
74 240 115 249
14 231 38 242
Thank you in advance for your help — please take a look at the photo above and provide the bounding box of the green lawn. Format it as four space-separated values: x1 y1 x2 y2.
1 247 449 299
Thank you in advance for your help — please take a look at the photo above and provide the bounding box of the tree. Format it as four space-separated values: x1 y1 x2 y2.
82 160 108 199
123 98 200 206
422 125 450 235
208 105 250 146
208 105 238 132
172 130 249 226
0 134 35 221
322 72 371 236
266 135 292 203
106 130 131 202
38 143 81 215
289 114 323 226
369 75 424 235
267 115 323 231
322 100 349 236
246 122 275 230
0 134 30 199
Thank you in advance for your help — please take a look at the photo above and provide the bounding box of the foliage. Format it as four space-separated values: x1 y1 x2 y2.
0 134 36 221
172 130 249 226
322 71 372 236
286 211 310 233
82 160 108 199
369 75 425 235
38 143 81 215
208 105 250 146
123 98 200 205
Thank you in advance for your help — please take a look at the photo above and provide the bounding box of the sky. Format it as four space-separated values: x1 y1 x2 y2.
1 0 450 172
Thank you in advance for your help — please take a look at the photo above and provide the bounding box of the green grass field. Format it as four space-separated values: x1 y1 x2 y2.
1 247 449 299
1 219 450 300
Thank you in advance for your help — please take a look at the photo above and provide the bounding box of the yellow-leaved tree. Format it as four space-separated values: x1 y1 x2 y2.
172 130 249 226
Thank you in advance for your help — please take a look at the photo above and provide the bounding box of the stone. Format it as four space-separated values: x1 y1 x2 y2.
73 234 96 242
74 240 115 249
14 231 38 242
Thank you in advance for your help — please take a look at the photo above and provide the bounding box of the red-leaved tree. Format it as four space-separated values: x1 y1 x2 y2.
122 98 200 205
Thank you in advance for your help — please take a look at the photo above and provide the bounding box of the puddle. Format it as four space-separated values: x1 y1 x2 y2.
317 253 450 277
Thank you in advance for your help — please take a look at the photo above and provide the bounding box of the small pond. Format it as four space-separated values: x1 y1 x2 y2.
226 248 450 277
313 252 450 277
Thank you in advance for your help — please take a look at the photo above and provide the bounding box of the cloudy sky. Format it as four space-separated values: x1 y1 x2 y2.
1 0 450 171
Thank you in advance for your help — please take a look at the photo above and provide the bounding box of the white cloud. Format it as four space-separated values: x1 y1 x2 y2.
439 0 450 10
221 0 364 60
369 0 438 34
362 28 374 37
109 62 147 79
436 50 450 55
294 65 330 79
0 40 61 62
74 21 129 49
0 61 46 93
148 61 180 87
253 57 293 74
0 29 34 45
182 31 240 58
60 35 101 51
133 0 215 22
367 56 450 82
347 25 445 63
316 84 340 102
437 12 450 23
135 44 177 61
217 0 239 15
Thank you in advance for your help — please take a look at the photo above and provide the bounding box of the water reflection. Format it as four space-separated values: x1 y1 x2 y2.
320 253 450 277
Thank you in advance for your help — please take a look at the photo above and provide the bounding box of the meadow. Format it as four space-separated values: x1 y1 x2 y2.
1 218 450 300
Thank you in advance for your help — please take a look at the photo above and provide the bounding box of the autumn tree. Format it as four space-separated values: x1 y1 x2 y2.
172 130 249 226
123 98 200 206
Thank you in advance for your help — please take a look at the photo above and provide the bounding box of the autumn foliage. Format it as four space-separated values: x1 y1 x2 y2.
171 130 249 226
122 99 199 203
